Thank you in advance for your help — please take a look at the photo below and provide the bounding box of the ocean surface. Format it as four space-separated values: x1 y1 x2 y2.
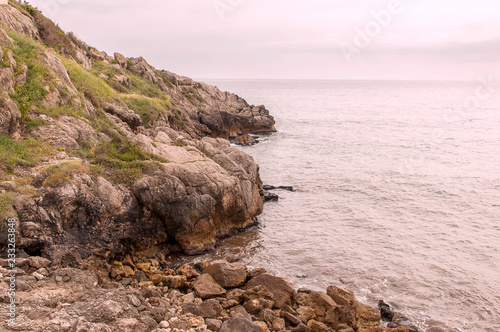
187 80 500 331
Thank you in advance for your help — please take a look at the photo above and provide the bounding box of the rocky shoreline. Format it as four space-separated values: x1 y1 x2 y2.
0 3 418 332
0 256 414 332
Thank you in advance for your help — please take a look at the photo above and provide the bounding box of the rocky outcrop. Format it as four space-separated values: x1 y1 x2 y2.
0 4 39 39
0 257 412 332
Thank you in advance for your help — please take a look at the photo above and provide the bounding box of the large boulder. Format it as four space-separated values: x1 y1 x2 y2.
192 274 226 299
246 273 296 309
203 260 247 288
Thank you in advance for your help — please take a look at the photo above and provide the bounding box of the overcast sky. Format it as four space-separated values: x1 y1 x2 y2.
28 0 500 80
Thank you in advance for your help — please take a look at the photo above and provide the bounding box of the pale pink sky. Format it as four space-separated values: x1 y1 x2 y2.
29 0 500 80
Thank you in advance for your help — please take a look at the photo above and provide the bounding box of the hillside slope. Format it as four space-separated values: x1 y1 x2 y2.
0 1 276 267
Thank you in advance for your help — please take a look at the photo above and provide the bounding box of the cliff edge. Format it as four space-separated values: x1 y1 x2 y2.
0 1 276 268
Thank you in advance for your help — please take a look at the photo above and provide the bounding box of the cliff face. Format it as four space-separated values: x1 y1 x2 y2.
0 1 275 266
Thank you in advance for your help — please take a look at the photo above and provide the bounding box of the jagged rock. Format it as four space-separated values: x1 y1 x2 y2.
327 286 355 306
0 97 20 137
0 6 39 39
129 56 158 83
0 28 13 46
0 67 14 94
89 48 110 62
192 274 226 299
75 48 91 70
203 260 247 288
234 133 256 145
114 52 128 68
112 74 132 87
307 291 337 319
246 273 295 309
104 104 142 128
297 306 317 323
42 51 76 90
181 299 223 319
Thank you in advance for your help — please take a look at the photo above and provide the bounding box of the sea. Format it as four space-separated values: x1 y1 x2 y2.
186 80 500 331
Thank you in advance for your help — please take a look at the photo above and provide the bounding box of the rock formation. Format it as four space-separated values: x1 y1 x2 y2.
0 1 275 266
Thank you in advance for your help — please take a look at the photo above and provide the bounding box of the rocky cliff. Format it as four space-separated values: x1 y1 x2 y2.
0 1 276 268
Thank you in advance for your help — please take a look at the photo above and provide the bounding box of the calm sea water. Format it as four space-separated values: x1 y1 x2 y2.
189 80 500 331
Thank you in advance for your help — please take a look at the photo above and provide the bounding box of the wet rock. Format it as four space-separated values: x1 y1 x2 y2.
246 273 295 308
193 273 226 299
219 317 263 332
204 259 247 288
263 192 279 202
326 285 356 306
262 185 294 192
234 133 256 145
379 300 394 321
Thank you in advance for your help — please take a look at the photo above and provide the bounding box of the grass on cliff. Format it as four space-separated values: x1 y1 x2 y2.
0 193 16 230
42 161 89 188
0 136 55 174
75 139 169 185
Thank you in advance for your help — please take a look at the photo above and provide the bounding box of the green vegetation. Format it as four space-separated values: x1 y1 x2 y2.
0 137 55 174
120 95 170 127
42 161 89 187
0 193 15 230
75 139 169 185
63 57 114 108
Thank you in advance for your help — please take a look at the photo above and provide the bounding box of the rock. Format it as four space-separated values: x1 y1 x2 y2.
114 52 128 68
0 28 14 46
27 256 52 269
263 192 279 202
307 319 333 332
282 311 302 325
243 298 273 314
0 181 16 191
306 291 337 319
181 299 223 319
203 260 247 288
290 323 312 332
164 275 187 289
128 294 142 307
136 262 151 271
104 103 142 128
0 8 39 39
247 268 266 279
151 273 163 285
193 274 226 299
255 321 271 332
116 318 139 331
113 74 132 87
326 286 356 306
271 317 286 331
297 306 317 323
176 264 200 279
206 318 222 331
229 305 250 320
358 327 410 332
234 133 256 145
246 273 295 309
379 300 394 321
0 96 21 137
226 288 245 302
89 48 109 61
356 301 381 327
219 317 263 332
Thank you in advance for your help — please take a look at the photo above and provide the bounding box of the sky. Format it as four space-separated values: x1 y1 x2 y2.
28 0 500 80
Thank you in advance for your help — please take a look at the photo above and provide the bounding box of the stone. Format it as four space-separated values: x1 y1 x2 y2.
116 318 139 331
255 321 271 332
104 103 142 128
151 273 163 285
234 133 256 145
219 317 263 332
379 300 394 321
297 306 316 323
193 274 226 299
181 299 223 319
27 256 52 269
188 316 205 327
226 288 245 302
128 294 142 307
205 318 222 331
243 298 273 314
164 275 187 289
0 28 14 46
176 264 200 279
203 260 247 288
246 273 295 309
247 268 267 279
356 301 381 327
229 305 251 320
136 262 151 271
271 317 286 331
307 319 333 332
306 291 337 319
290 323 312 332
114 52 128 68
282 311 302 325
326 286 356 306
